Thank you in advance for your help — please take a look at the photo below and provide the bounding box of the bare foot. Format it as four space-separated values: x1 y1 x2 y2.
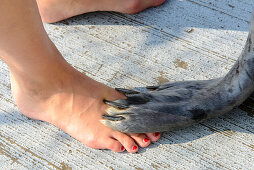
10 58 160 153
36 0 166 23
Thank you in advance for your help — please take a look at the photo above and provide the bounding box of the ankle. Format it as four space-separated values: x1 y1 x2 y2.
9 52 75 105
9 62 77 121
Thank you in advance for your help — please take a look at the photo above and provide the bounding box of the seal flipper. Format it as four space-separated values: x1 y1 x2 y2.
102 10 254 133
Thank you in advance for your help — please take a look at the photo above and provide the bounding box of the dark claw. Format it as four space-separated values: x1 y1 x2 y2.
102 115 125 121
103 99 129 109
146 85 159 91
115 88 140 95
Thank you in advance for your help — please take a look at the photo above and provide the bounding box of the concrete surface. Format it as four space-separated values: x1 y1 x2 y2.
1 0 254 169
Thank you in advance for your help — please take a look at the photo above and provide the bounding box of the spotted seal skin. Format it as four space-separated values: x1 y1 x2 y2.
101 11 254 133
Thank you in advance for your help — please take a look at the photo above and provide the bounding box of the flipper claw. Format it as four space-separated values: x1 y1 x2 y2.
115 88 140 95
102 115 125 121
146 85 159 91
103 99 129 109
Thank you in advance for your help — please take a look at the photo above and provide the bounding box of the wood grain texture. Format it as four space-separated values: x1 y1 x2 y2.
1 0 254 169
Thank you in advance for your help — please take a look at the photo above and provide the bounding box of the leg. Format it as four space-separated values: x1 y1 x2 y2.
36 0 166 23
0 0 160 153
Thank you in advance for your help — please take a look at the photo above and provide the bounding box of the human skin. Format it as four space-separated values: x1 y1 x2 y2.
0 0 165 153
36 0 166 23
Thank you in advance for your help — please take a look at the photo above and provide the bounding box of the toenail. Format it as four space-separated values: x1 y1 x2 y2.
132 146 138 150
121 146 125 151
154 132 160 137
143 138 149 142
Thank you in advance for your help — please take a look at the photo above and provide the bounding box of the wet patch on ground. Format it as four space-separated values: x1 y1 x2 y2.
174 59 188 70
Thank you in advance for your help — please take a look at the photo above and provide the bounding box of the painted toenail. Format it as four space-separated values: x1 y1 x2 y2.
121 146 125 151
132 146 138 150
154 132 160 137
143 138 149 142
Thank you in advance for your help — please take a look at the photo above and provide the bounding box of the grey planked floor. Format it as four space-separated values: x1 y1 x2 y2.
1 0 254 169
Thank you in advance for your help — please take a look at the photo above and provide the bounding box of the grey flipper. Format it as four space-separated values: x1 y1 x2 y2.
101 11 254 133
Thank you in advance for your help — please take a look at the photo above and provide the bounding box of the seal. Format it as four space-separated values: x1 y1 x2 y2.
101 11 254 133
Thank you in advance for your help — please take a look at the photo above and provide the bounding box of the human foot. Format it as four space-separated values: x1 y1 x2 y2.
9 58 160 153
36 0 166 23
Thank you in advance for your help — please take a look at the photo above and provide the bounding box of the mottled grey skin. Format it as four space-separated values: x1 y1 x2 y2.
101 12 254 133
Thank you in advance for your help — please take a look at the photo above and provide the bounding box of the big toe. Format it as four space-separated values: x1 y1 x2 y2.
113 132 139 153
105 138 126 152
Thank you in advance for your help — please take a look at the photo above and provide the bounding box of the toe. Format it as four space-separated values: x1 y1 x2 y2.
146 132 161 142
82 134 125 152
124 0 166 14
152 0 167 7
105 138 126 152
128 133 151 148
139 0 166 9
113 132 139 153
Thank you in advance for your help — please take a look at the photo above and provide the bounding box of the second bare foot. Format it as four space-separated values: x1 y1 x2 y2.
36 0 166 23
